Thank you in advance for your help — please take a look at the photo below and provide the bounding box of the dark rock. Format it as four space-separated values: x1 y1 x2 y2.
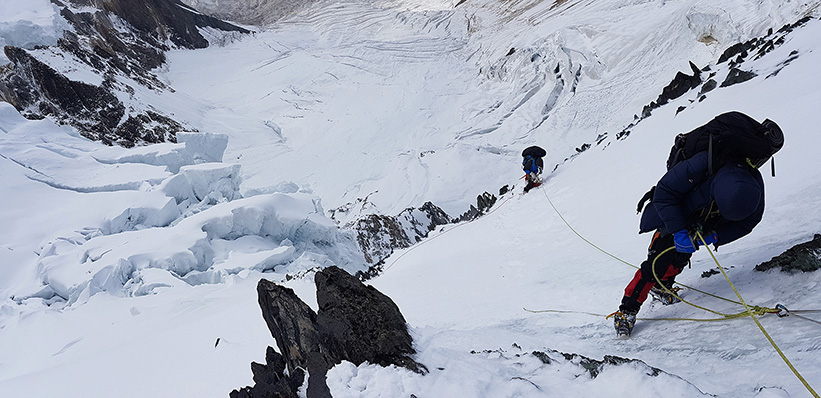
316 266 426 374
456 204 482 222
532 351 552 364
1 47 125 139
641 102 655 119
238 269 426 397
352 214 414 264
456 191 498 222
255 279 333 398
351 201 451 266
0 0 249 147
256 280 328 373
698 78 717 96
91 0 249 50
718 42 752 64
229 346 304 398
556 352 661 378
476 191 497 213
755 234 821 273
615 129 630 140
499 184 510 196
357 213 409 264
720 68 757 87
58 8 167 79
655 61 701 106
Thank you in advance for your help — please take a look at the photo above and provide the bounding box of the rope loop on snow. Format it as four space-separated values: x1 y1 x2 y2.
694 231 819 398
648 246 781 318
535 188 820 397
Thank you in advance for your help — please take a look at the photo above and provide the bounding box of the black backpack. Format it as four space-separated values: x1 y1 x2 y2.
665 111 784 175
636 112 784 213
522 146 547 172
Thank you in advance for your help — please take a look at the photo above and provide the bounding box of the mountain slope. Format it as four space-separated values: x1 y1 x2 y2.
1 0 821 397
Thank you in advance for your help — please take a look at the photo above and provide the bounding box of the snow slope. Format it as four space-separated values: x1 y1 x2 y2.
2 0 821 397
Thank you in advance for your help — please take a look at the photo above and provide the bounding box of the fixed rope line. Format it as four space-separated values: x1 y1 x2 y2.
531 307 776 323
540 188 745 306
695 231 819 398
776 305 821 326
540 187 635 269
538 184 817 321
650 246 780 319
535 186 818 395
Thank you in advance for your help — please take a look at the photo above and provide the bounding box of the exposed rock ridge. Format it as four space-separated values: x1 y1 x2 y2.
349 190 502 280
232 267 426 397
0 0 249 146
755 234 821 273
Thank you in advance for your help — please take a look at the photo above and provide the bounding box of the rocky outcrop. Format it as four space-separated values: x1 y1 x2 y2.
614 16 814 141
230 346 305 398
0 0 249 147
351 191 505 280
755 234 821 273
655 61 702 107
454 191 498 222
233 267 425 397
181 0 314 26
89 0 250 49
315 267 425 374
351 201 451 265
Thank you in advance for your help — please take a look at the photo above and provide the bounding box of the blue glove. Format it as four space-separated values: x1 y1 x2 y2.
673 230 696 253
698 231 718 247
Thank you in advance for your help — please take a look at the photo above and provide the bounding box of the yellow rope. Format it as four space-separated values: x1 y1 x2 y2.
535 188 818 396
695 231 819 398
648 246 780 318
540 188 744 305
527 307 772 322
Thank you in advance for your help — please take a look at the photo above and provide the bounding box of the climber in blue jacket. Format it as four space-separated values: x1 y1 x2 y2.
613 151 766 335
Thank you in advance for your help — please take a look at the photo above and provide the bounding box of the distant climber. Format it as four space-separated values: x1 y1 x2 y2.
521 145 546 193
612 111 784 336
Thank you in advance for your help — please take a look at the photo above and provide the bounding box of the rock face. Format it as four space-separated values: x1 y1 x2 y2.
181 0 315 26
315 267 425 374
755 234 821 273
233 267 426 397
0 0 249 147
614 16 812 141
90 0 249 49
230 346 305 398
346 201 452 266
349 192 501 280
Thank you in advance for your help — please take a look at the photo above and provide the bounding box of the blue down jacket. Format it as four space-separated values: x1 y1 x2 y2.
639 151 765 247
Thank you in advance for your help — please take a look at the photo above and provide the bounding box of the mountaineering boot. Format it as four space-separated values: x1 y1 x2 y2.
612 311 636 337
649 286 682 305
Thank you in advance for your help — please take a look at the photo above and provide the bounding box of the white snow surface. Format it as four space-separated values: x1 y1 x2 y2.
2 0 821 397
